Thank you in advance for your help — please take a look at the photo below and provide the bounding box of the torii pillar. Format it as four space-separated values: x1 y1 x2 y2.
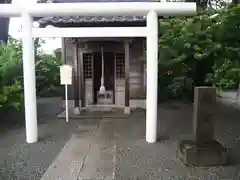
146 10 158 143
22 12 38 143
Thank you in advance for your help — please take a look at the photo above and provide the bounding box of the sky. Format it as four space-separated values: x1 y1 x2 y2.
9 0 61 54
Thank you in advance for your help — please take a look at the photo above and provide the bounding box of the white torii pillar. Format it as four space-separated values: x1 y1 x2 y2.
22 12 38 144
146 10 158 143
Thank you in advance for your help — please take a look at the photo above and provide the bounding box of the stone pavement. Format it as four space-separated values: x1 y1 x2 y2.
41 120 116 180
39 102 240 180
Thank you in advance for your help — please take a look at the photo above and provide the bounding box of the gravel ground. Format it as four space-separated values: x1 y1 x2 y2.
1 100 240 180
113 102 240 180
0 119 100 180
0 97 100 180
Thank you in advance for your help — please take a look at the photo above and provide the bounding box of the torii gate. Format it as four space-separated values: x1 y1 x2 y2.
0 2 196 144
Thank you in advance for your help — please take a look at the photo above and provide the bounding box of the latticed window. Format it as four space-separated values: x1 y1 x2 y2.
115 53 125 79
83 53 93 79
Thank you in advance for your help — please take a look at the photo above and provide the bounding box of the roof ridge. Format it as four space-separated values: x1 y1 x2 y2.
37 0 157 3
36 0 56 3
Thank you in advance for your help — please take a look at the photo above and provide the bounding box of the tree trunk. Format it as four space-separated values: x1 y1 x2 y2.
0 0 12 44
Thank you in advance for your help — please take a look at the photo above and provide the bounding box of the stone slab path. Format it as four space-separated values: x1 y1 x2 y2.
40 120 116 180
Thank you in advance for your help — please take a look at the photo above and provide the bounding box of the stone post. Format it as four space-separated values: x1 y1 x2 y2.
177 86 227 166
193 87 215 146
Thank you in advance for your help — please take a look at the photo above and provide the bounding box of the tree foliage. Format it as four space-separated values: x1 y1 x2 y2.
1 3 240 111
150 5 240 100
205 5 240 90
0 37 62 112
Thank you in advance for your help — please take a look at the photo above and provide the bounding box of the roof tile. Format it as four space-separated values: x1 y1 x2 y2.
36 0 156 26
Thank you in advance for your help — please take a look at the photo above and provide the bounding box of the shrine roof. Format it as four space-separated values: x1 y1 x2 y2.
36 0 157 27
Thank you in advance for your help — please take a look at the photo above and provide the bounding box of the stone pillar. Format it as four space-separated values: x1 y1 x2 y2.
124 40 130 115
22 12 38 143
177 86 227 166
193 87 215 146
146 11 158 143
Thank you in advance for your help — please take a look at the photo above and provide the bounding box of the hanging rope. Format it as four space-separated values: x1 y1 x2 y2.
99 45 106 95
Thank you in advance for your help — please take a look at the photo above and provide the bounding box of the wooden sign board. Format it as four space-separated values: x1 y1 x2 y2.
60 64 73 85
